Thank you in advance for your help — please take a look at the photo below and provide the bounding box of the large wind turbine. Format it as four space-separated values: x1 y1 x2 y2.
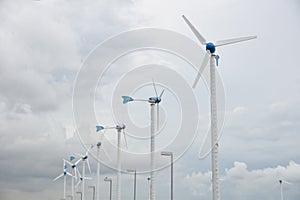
122 80 164 200
75 145 94 200
182 15 256 200
96 123 127 200
53 160 72 199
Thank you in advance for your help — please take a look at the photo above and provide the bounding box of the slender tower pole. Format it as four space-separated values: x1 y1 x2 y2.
280 180 283 200
82 160 86 200
96 144 101 200
150 103 156 200
71 168 75 199
63 174 66 199
116 129 122 200
134 171 137 200
210 55 220 200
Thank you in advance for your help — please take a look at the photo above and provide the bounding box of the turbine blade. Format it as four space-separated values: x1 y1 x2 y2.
75 158 82 165
101 146 112 162
87 159 92 174
123 130 128 149
152 79 158 97
215 36 257 47
282 180 292 185
192 50 210 88
75 180 81 188
74 153 84 158
182 15 207 45
63 159 73 166
159 89 165 99
53 173 64 181
67 172 73 177
76 168 81 178
96 125 105 132
121 96 134 104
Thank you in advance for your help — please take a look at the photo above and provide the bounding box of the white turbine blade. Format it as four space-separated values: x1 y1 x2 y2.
75 158 82 165
74 153 84 158
159 89 165 99
77 168 82 178
86 159 92 174
101 146 112 161
84 177 92 180
282 180 292 185
182 15 207 45
192 50 210 88
75 180 81 188
67 172 73 177
123 130 128 149
152 79 158 97
63 159 73 166
53 173 64 181
215 36 257 47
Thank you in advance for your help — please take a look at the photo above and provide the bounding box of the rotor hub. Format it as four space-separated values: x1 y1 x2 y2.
206 42 216 53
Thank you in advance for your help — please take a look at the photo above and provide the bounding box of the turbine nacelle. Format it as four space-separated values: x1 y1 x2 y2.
148 96 161 104
206 42 216 54
116 124 126 131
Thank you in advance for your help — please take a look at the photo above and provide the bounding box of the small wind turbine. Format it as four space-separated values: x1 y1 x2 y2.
279 179 292 200
182 15 256 200
96 123 127 200
75 145 94 200
53 160 72 199
64 156 82 199
122 80 165 200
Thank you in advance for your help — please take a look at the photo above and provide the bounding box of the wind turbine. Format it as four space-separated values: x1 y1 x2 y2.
121 80 165 200
182 15 256 200
96 123 127 200
279 179 292 200
64 156 82 199
53 160 72 199
75 145 94 200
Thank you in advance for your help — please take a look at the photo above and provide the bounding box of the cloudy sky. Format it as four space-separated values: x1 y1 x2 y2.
1 0 300 200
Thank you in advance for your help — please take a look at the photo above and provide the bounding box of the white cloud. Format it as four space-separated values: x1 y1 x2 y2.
184 161 300 200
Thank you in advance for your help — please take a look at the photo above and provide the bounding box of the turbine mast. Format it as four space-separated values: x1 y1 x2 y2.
96 143 101 200
210 55 220 200
150 103 156 200
116 128 122 200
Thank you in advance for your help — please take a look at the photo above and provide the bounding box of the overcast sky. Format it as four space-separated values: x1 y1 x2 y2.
1 0 300 200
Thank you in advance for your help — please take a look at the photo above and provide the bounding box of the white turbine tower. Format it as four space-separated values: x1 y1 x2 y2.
182 15 256 200
95 141 102 200
64 156 81 199
279 179 292 200
53 160 72 199
96 123 127 200
75 145 94 200
122 80 164 200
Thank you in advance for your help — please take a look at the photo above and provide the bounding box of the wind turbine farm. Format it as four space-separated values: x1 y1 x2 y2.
2 1 300 200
